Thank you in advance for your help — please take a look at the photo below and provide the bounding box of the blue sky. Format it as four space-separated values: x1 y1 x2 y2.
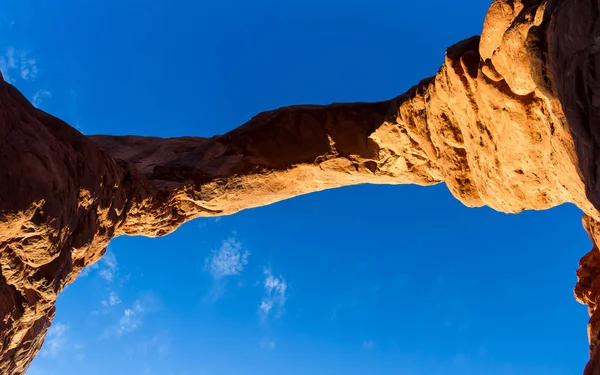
0 1 593 374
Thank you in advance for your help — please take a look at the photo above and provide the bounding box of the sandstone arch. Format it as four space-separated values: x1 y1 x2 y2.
1 0 600 373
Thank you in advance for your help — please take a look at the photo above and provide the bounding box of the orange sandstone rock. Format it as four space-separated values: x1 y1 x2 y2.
1 0 600 373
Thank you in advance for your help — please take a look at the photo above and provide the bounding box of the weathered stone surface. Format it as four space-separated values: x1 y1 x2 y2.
1 0 600 373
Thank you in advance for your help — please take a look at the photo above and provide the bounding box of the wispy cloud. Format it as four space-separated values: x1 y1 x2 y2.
202 237 250 303
0 47 16 82
259 268 287 319
41 322 68 357
99 250 118 282
32 89 51 107
101 291 121 307
0 47 38 83
79 249 131 326
40 322 86 362
118 300 146 335
78 262 99 278
79 249 119 282
114 293 158 336
206 238 249 279
19 52 37 81
197 216 223 229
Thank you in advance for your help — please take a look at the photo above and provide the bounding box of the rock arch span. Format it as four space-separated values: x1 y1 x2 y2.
1 0 600 373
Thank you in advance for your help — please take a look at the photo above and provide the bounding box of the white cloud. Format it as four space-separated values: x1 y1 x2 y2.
101 291 121 307
0 47 16 82
41 322 68 357
79 250 119 282
0 47 37 83
363 340 374 350
206 238 249 279
259 300 273 314
99 250 118 282
32 89 52 107
260 268 287 318
78 262 99 278
109 292 121 305
99 293 158 338
118 299 149 335
19 52 37 81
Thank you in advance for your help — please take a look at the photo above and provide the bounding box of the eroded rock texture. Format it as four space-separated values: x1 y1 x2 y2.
1 0 600 373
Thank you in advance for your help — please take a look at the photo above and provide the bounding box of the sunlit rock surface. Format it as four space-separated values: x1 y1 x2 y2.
1 0 600 373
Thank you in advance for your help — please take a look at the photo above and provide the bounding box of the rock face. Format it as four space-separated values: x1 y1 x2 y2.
1 0 600 373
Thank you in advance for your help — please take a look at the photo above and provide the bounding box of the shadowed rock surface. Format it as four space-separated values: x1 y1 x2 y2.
1 0 600 373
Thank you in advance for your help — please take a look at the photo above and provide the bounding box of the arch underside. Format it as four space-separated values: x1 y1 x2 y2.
1 0 600 374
